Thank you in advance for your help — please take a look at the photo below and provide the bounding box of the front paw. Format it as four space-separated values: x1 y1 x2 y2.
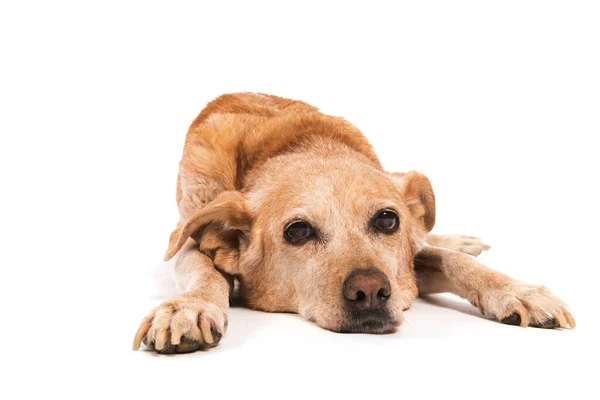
133 296 227 354
479 283 575 329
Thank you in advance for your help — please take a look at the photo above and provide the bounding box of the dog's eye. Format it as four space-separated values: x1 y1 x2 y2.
284 221 314 244
372 210 399 234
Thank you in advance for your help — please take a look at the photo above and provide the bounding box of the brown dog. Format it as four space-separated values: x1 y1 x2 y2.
133 93 575 354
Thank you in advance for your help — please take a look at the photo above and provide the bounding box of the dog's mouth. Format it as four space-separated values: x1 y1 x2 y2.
338 308 398 334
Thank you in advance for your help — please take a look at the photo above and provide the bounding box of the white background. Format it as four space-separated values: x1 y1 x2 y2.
1 1 598 399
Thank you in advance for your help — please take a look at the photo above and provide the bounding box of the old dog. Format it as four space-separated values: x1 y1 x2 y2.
133 93 575 354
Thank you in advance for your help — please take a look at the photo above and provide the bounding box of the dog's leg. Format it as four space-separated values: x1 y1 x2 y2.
414 263 458 295
133 239 230 354
414 246 575 329
425 234 490 256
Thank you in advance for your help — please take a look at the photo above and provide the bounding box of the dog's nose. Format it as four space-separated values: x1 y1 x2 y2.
343 268 391 311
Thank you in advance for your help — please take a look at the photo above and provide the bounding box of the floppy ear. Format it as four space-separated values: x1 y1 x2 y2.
391 170 436 233
164 191 251 261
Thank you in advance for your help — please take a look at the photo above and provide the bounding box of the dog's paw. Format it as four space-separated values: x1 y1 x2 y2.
479 283 576 329
438 234 491 256
132 296 227 354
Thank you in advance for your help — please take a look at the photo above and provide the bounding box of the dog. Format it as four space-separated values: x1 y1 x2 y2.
133 93 575 354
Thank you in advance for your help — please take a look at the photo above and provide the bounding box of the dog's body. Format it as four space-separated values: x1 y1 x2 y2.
133 93 574 354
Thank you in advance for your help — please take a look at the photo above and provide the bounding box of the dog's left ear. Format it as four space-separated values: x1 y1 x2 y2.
391 171 436 233
164 191 252 261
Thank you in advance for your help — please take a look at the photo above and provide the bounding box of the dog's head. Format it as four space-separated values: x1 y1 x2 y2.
165 151 435 334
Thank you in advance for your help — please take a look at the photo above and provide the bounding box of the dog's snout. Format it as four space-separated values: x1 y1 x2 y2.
343 268 391 311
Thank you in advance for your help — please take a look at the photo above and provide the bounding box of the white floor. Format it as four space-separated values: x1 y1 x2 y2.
113 259 595 400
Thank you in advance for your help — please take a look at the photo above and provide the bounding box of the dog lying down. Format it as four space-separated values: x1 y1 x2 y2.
133 93 575 354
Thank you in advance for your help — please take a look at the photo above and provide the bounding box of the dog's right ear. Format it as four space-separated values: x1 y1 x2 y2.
164 191 251 261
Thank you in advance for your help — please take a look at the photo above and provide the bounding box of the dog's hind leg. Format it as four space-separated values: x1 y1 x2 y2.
414 245 575 329
425 234 490 256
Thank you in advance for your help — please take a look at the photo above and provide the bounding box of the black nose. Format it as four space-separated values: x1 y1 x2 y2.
343 268 391 311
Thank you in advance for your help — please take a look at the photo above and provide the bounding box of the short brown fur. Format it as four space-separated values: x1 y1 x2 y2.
133 93 574 354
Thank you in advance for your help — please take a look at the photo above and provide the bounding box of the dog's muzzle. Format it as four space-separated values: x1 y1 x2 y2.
340 268 396 333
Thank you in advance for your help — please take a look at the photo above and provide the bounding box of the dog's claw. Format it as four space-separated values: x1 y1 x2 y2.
553 311 568 328
155 329 168 350
500 307 529 327
565 311 576 328
516 305 529 327
200 317 214 344
171 326 182 345
133 318 152 351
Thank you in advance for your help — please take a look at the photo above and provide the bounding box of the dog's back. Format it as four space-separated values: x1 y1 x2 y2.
176 93 381 218
188 92 319 131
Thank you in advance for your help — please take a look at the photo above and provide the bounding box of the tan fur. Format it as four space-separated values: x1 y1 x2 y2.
415 247 575 328
133 93 574 354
